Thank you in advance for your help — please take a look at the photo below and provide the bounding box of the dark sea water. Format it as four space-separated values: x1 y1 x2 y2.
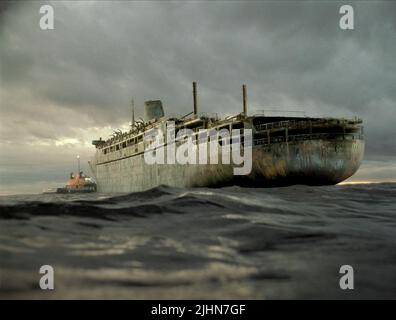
0 183 395 299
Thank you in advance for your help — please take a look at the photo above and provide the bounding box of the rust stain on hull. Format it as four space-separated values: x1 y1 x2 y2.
246 139 365 186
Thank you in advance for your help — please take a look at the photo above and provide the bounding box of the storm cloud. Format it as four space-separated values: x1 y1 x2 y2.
0 1 395 194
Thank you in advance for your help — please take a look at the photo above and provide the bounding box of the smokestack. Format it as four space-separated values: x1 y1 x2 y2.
144 100 164 122
193 81 198 116
242 84 247 116
131 98 135 127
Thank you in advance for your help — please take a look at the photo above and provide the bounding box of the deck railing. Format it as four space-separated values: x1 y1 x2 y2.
254 118 362 132
253 132 364 146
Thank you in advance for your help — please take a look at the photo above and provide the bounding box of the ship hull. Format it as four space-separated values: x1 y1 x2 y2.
92 138 364 193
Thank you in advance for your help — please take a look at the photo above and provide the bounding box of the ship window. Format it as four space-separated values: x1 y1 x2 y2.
116 145 120 151
232 123 244 129
219 125 230 131
122 142 127 148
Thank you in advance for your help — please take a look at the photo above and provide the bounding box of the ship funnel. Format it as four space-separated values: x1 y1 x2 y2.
144 100 164 122
193 81 198 116
242 84 247 116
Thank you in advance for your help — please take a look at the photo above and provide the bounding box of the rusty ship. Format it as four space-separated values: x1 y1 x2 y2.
90 83 364 193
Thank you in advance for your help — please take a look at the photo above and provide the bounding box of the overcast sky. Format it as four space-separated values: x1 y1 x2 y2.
0 0 395 194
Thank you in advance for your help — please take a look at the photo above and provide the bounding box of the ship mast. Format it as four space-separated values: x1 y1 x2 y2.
77 155 80 175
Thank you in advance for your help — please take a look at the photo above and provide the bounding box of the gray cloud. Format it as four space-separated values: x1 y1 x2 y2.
0 1 395 193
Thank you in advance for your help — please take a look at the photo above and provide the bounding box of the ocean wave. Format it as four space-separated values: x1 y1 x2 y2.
1 183 396 299
1 183 395 221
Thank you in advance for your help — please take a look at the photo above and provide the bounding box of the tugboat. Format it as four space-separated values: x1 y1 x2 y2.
43 156 97 193
43 172 97 194
62 171 97 193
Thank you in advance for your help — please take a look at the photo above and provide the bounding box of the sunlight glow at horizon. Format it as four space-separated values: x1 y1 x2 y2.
338 180 396 185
